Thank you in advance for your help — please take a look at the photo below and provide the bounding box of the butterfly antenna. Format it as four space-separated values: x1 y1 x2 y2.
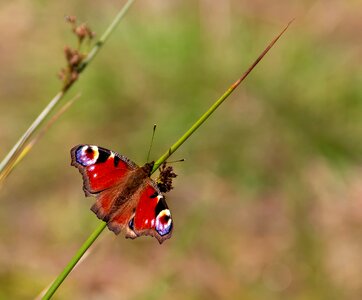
146 124 157 162
165 158 185 164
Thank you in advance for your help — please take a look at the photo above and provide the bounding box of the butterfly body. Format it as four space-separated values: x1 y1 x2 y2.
71 145 173 243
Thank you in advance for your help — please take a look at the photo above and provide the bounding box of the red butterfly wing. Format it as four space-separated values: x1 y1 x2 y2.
71 144 137 195
108 181 173 244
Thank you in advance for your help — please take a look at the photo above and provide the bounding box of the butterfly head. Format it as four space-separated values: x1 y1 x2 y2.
142 161 155 177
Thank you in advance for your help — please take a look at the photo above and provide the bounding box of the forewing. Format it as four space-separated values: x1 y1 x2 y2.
71 144 137 195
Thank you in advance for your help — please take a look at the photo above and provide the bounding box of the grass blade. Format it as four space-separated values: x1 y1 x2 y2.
0 94 80 183
41 222 107 300
0 91 64 181
152 19 293 170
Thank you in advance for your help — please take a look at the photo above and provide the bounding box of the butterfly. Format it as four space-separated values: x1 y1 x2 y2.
71 144 174 243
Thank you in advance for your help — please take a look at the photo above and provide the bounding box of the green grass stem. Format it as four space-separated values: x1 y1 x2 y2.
78 0 135 72
41 222 107 300
0 91 64 183
152 19 293 171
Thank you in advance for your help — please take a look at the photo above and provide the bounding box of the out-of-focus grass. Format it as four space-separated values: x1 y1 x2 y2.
0 1 362 299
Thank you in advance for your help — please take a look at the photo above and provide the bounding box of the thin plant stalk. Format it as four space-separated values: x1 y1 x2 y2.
0 0 136 183
41 21 292 300
41 222 107 300
0 94 81 182
78 0 135 72
0 91 63 183
152 19 293 171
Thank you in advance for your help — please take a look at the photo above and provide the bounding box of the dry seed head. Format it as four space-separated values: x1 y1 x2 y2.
65 15 77 24
74 24 88 42
157 163 177 193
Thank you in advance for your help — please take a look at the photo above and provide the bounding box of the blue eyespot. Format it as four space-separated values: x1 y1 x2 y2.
76 145 99 166
155 209 172 236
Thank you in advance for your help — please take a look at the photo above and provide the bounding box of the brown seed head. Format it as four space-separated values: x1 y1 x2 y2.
157 163 177 193
65 15 77 24
74 24 88 42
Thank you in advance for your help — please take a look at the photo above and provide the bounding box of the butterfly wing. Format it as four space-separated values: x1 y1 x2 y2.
108 180 173 244
71 144 137 196
134 181 173 243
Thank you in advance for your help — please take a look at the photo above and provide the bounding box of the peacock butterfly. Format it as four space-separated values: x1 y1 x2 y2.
70 144 174 244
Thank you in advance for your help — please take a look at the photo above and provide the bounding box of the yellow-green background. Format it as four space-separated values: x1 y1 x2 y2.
1 1 361 299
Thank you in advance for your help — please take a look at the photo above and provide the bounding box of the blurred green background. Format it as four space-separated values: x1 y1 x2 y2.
1 0 362 299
